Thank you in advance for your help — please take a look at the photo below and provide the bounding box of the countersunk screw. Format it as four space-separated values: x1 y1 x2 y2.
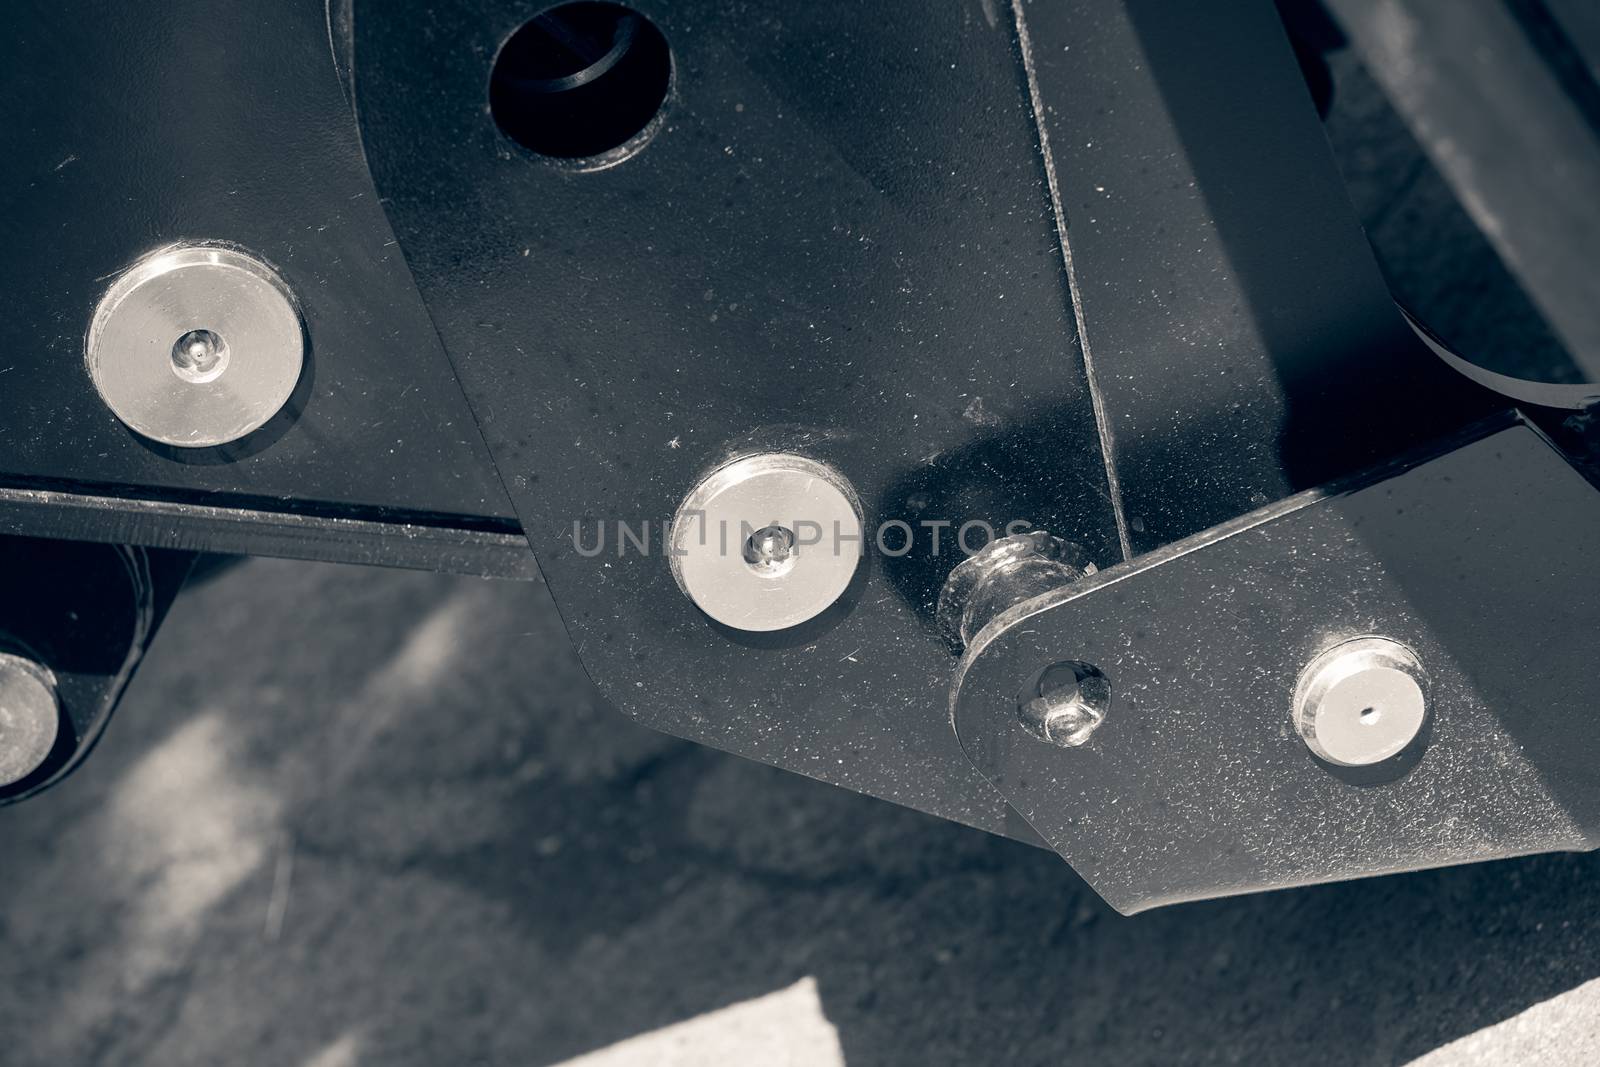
0 652 60 788
1018 661 1111 748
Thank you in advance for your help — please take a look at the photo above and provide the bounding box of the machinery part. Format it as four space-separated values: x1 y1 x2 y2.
951 417 1600 913
936 531 1095 649
0 484 537 581
356 0 1127 837
0 0 521 569
1328 0 1600 384
1013 0 1491 558
1402 309 1600 412
0 537 193 804
0 654 60 787
669 453 862 633
87 245 304 447
350 0 1446 837
5 0 1596 915
1016 660 1111 749
1293 636 1428 767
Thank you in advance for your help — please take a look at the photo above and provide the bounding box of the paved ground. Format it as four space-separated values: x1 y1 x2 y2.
2 39 1597 1067
2 556 1599 1066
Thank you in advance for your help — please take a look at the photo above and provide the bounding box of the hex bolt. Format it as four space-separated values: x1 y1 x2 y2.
1293 636 1428 766
1017 660 1112 748
0 653 61 788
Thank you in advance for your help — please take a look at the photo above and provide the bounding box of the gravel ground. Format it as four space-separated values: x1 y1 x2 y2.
2 36 1597 1067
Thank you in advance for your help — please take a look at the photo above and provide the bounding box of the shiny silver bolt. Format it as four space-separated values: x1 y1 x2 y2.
1018 660 1111 748
670 452 863 632
87 244 304 447
1294 636 1428 766
0 653 60 788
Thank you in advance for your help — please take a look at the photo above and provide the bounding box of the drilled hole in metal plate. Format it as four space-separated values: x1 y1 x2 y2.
490 2 672 162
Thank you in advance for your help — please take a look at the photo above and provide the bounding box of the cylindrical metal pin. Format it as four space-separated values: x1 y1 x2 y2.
86 244 304 447
0 653 60 788
1294 636 1429 767
670 453 863 632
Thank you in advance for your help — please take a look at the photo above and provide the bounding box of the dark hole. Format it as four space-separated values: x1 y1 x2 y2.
490 2 672 161
742 525 797 576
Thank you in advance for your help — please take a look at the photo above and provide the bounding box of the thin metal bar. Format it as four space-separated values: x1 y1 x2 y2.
1010 0 1135 563
1329 0 1600 380
0 486 537 580
1013 0 1481 555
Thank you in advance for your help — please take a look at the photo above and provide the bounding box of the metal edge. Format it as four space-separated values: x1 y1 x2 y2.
0 485 538 580
948 410 1525 736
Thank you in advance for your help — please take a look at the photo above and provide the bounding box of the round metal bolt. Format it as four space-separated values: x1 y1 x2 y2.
1018 661 1111 748
670 453 863 632
1294 636 1428 766
0 653 60 788
87 244 304 447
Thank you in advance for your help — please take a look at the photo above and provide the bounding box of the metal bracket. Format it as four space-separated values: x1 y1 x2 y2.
951 417 1600 913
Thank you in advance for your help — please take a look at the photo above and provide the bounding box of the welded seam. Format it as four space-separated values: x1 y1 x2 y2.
1010 0 1134 562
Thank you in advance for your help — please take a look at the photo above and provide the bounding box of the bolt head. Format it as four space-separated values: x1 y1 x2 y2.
670 453 862 632
1294 637 1428 767
87 245 303 447
1018 661 1111 748
0 653 60 788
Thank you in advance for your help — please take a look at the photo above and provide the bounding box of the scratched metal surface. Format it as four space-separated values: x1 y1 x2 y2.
348 0 1472 836
6 17 1600 1065
354 0 1124 836
953 421 1600 912
0 0 516 527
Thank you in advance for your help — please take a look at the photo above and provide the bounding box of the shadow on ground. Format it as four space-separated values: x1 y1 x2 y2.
0 558 1597 1067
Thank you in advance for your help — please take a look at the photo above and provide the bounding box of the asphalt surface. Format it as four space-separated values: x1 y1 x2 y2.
2 41 1598 1067
3 555 1600 1066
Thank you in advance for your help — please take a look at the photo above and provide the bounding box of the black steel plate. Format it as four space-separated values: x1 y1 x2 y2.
952 419 1600 912
0 537 192 804
355 0 1128 834
0 0 516 526
1016 0 1492 555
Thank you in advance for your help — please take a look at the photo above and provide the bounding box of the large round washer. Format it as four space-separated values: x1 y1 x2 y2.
1293 636 1429 767
670 453 863 632
86 245 304 447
